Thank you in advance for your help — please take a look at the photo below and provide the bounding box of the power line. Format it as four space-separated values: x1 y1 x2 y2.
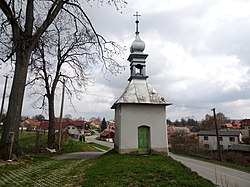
170 103 244 119
216 108 244 119
171 103 211 110
85 93 116 99
83 93 244 119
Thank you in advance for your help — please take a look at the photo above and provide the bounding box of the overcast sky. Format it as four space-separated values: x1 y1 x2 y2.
1 0 250 121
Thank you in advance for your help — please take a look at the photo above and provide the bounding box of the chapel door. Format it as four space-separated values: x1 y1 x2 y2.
138 126 150 154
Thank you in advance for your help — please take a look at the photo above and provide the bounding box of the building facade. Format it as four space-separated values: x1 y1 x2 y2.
198 130 243 150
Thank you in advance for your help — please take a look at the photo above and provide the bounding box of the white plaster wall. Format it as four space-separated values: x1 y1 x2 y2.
114 108 121 150
199 135 240 150
66 125 80 135
115 103 168 153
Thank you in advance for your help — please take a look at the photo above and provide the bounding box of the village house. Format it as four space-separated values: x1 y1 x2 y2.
197 130 243 150
220 120 250 138
186 125 200 134
100 129 115 142
240 119 250 137
167 126 190 137
19 118 41 131
40 119 85 140
89 121 102 130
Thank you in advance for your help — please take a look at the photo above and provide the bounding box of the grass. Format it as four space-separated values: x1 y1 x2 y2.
67 150 215 187
0 132 217 186
56 140 110 155
0 131 110 163
18 131 47 154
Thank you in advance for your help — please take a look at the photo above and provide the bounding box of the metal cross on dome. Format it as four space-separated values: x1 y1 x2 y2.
133 11 141 34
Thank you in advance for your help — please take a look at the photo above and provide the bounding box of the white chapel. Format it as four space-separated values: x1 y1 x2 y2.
111 13 171 155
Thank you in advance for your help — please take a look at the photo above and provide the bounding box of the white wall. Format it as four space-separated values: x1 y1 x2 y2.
114 103 168 154
66 125 80 135
199 135 240 150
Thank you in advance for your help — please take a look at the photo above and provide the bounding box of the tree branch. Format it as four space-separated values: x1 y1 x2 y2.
31 0 65 49
25 0 34 36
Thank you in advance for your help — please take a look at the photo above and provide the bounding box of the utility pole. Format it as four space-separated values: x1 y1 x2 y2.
58 78 65 149
0 75 9 123
211 108 222 161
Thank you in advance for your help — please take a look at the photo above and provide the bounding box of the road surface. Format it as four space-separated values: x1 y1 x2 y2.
85 135 114 148
170 153 250 187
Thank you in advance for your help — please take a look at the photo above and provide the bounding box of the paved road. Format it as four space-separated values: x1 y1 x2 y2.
85 135 114 148
170 153 250 187
55 136 113 160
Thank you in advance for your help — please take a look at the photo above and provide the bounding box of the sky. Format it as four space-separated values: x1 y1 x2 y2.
1 0 250 121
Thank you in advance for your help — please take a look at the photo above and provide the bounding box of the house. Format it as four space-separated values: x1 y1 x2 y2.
65 124 82 139
197 130 243 150
186 125 200 133
100 129 115 142
240 119 250 137
40 120 85 139
20 118 41 131
89 121 102 129
240 119 250 126
167 126 190 136
221 121 241 129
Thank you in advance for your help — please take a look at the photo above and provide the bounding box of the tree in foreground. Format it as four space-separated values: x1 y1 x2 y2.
27 12 124 148
0 0 127 159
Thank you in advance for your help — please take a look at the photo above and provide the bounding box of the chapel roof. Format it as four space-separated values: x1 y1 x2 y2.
111 79 171 108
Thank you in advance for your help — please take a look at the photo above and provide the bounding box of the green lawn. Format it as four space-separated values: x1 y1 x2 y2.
17 131 109 156
0 132 215 186
0 150 215 186
69 150 215 187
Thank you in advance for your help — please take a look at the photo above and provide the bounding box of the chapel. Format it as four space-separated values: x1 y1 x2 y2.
111 13 171 155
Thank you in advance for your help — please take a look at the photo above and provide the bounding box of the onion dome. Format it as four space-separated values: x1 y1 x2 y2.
130 34 145 53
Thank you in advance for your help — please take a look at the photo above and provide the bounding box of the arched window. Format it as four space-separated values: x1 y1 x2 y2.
135 64 143 75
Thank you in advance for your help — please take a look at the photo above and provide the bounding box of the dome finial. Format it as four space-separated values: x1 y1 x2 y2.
130 12 145 53
133 11 141 34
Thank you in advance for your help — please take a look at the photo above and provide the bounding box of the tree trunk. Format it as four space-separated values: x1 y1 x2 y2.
0 51 30 160
47 95 56 148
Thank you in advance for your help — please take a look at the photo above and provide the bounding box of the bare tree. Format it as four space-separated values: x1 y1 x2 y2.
27 14 124 148
0 0 126 159
202 112 228 130
32 114 45 122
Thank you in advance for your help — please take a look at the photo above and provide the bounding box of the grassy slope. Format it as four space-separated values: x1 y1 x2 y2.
69 150 215 187
17 132 109 155
1 132 215 186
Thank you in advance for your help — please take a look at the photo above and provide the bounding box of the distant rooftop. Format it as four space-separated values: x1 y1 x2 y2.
198 130 241 136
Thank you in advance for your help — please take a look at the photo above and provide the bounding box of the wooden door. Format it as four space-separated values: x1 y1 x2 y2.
138 126 150 154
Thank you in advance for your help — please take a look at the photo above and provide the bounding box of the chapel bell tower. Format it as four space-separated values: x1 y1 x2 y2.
111 12 171 155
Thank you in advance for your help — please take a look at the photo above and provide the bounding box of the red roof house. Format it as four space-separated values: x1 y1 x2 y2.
240 119 250 127
40 120 85 130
